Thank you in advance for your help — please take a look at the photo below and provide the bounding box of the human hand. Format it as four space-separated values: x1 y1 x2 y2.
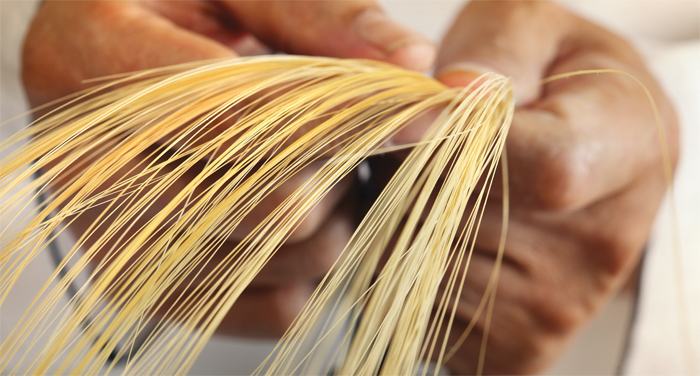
23 0 436 106
21 0 436 337
391 1 679 373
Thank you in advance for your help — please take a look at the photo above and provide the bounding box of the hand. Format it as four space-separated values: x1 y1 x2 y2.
22 0 436 337
392 1 678 373
23 0 437 106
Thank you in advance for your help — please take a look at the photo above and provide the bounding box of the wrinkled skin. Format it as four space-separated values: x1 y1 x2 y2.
22 0 677 373
419 2 678 373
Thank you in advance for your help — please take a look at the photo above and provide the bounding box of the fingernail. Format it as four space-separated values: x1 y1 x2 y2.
354 9 436 71
436 63 530 103
435 62 500 88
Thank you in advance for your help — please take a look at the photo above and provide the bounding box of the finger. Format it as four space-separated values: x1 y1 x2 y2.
508 17 678 209
442 302 559 375
388 2 569 146
141 0 271 55
23 1 237 105
141 0 244 45
220 0 436 72
433 1 677 210
435 1 570 103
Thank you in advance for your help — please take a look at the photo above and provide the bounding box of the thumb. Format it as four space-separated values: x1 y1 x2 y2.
220 1 436 72
435 2 570 103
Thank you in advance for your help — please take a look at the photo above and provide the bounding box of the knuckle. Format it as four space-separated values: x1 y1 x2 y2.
533 298 585 336
525 280 588 335
486 312 567 374
587 231 642 281
528 144 587 211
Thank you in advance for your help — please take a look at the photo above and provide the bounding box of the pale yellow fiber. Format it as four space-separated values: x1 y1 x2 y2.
0 56 515 375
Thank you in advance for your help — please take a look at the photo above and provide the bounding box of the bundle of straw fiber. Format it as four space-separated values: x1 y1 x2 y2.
0 56 514 375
